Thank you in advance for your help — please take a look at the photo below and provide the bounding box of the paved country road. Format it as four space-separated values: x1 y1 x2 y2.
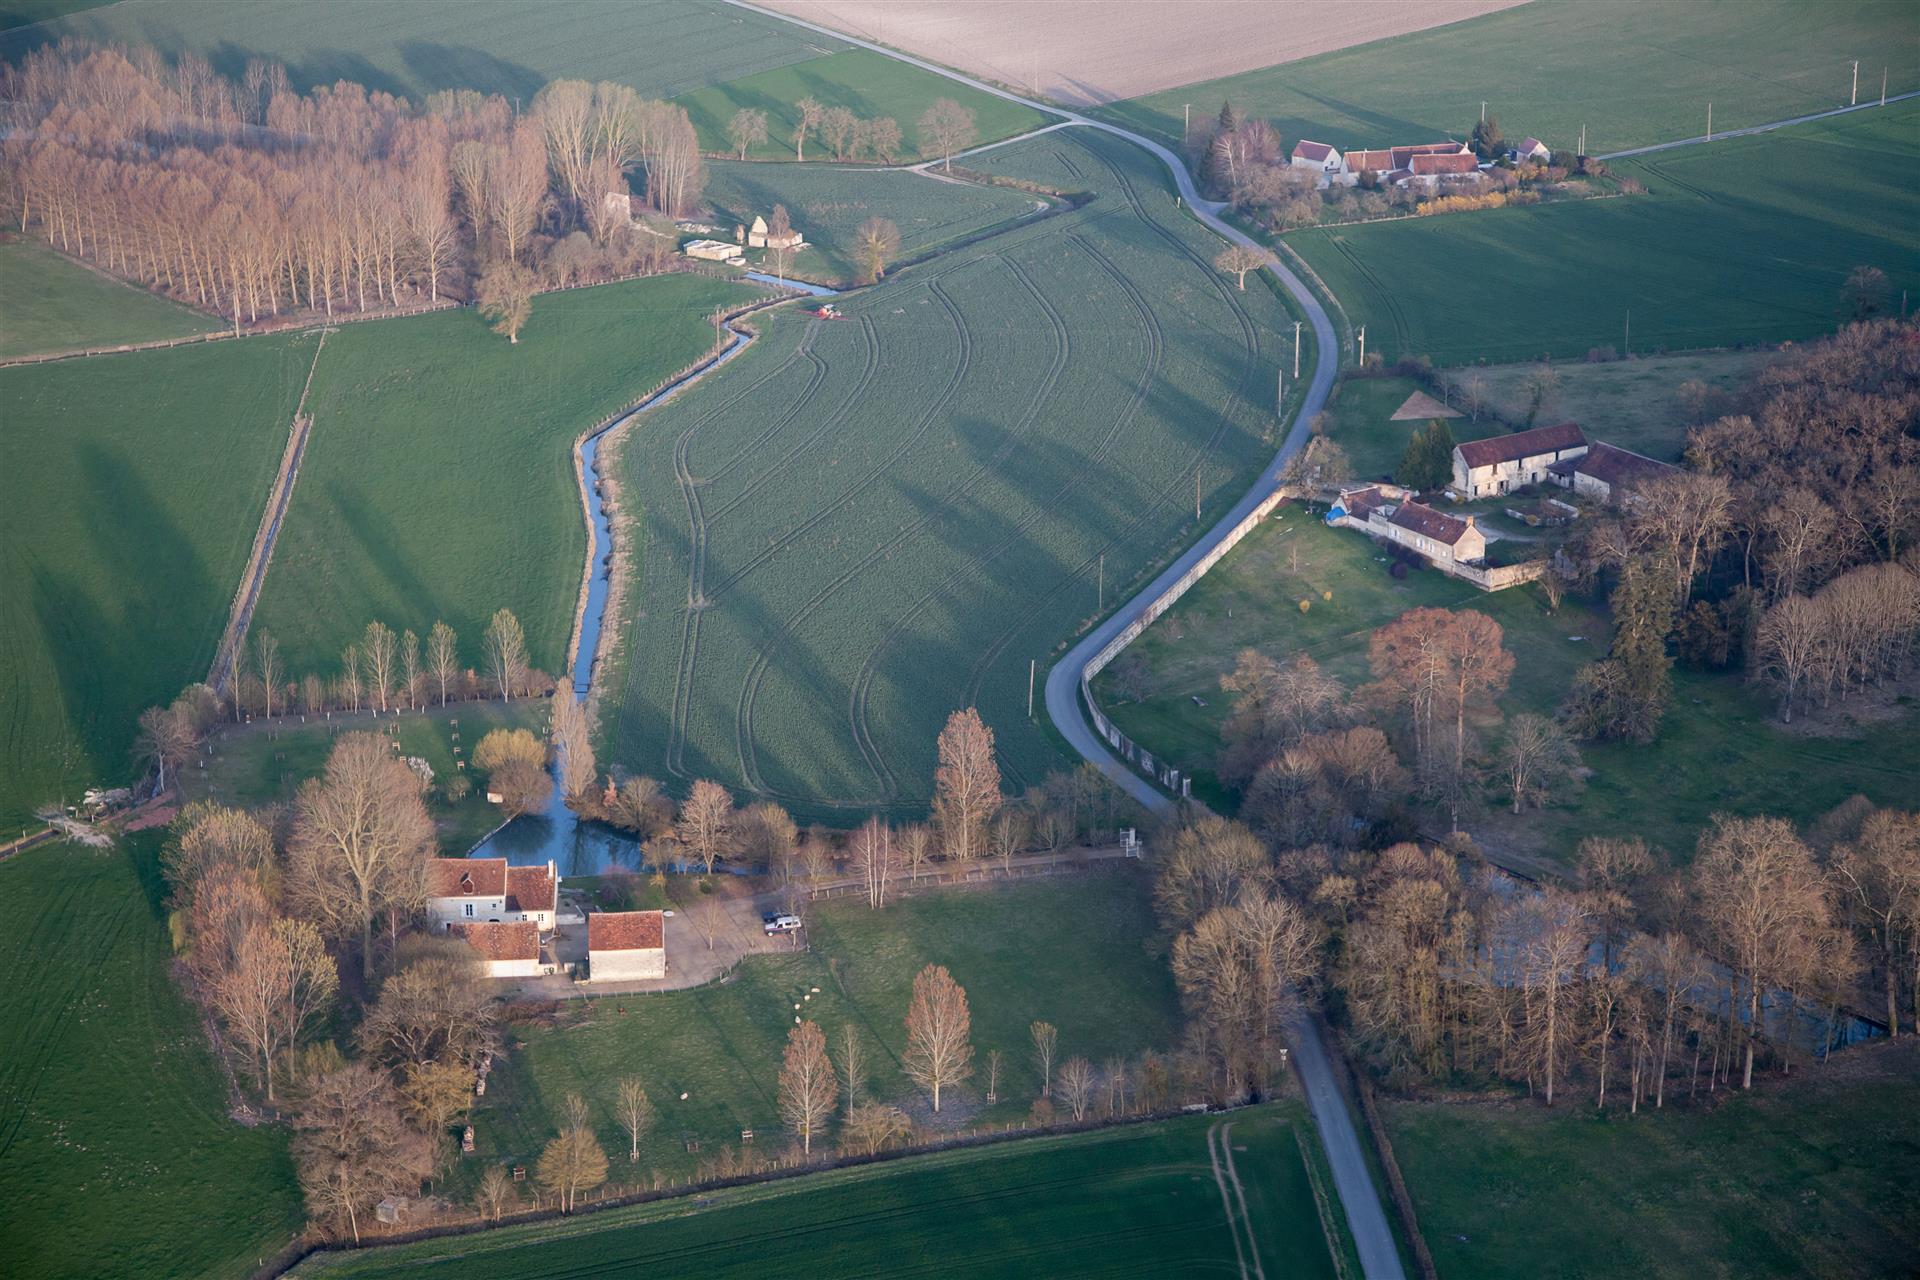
726 4 1397 1275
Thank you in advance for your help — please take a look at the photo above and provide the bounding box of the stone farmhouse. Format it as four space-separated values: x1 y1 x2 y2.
427 858 561 934
450 920 542 979
1512 136 1552 163
1451 422 1589 499
1330 484 1488 566
1337 140 1477 188
1548 441 1677 504
745 214 804 251
587 910 667 982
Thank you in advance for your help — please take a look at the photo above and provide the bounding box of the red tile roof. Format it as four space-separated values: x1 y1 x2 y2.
1520 137 1548 155
589 910 664 952
1346 149 1395 173
1391 142 1466 168
1455 422 1588 470
1412 153 1481 176
506 863 557 914
430 857 506 899
1292 140 1335 162
1338 484 1388 518
1388 500 1473 547
452 919 538 963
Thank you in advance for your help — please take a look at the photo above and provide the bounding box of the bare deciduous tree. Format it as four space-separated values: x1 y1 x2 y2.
852 816 896 908
362 621 397 713
932 707 1001 861
1057 1056 1096 1121
291 1063 435 1243
615 1076 655 1163
677 779 736 876
550 685 596 804
840 1102 911 1156
483 608 529 699
778 1021 837 1156
1029 1020 1058 1100
917 98 977 170
477 259 537 343
838 1025 867 1115
903 964 973 1112
1213 243 1267 290
537 1092 608 1212
287 733 435 979
854 215 900 284
426 621 458 707
727 107 769 160
476 1164 515 1222
1502 713 1580 813
792 96 825 162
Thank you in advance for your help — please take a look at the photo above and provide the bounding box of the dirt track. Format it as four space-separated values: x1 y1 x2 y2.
761 0 1526 105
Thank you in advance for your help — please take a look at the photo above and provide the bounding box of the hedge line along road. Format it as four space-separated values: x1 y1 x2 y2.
725 5 1395 1277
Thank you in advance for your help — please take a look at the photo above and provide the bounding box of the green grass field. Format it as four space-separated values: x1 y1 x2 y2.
1438 351 1777 462
1384 1038 1920 1280
250 273 760 682
476 870 1179 1179
605 129 1308 821
0 239 218 359
1090 509 1920 867
701 157 1045 285
678 47 1049 162
297 1103 1338 1279
1097 0 1920 156
0 835 303 1280
0 0 108 32
0 334 314 832
1288 102 1920 365
0 0 840 101
178 699 546 853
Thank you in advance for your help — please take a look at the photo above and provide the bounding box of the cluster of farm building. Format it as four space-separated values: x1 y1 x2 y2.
1289 135 1551 189
428 857 668 985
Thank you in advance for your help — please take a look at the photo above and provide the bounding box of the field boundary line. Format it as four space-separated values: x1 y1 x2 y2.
1598 89 1920 159
208 328 327 695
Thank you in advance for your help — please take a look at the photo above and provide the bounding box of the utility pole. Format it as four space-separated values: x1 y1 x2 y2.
1480 101 1487 123
1357 325 1366 366
1276 368 1284 414
1882 67 1888 107
1706 102 1711 140
1293 320 1302 377
1579 123 1586 157
1184 103 1191 134
1852 60 1859 106
1098 553 1105 611
1195 469 1202 522
1027 659 1035 717
1624 308 1630 357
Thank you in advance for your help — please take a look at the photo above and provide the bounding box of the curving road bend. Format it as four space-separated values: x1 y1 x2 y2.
727 4 1395 1276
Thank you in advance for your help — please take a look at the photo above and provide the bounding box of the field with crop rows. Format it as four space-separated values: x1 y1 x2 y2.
678 47 1048 161
0 0 842 101
1288 101 1920 366
1097 0 1920 156
250 273 761 682
603 128 1301 820
297 1103 1341 1279
0 836 303 1280
702 157 1044 285
0 239 218 359
0 334 314 832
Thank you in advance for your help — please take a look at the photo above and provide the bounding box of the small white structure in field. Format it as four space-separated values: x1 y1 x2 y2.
587 910 667 982
683 238 744 264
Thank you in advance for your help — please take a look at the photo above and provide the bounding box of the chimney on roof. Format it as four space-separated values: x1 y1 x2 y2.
1464 515 1477 528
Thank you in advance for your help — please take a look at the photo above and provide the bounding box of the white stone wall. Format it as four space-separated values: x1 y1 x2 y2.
591 948 666 982
430 895 507 931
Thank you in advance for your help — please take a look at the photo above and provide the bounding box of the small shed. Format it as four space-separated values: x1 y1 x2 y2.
376 1196 408 1224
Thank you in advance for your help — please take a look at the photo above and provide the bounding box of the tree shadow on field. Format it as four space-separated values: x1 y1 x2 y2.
397 41 542 103
204 42 410 101
325 476 448 648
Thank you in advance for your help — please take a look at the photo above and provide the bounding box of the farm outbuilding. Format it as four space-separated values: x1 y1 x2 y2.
587 910 667 982
1451 422 1589 498
451 920 542 979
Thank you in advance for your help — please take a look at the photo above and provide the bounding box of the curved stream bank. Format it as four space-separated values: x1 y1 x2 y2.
472 281 838 874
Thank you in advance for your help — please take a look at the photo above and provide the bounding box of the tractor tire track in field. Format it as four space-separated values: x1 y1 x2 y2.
1207 1120 1268 1280
730 290 971 798
844 249 1074 800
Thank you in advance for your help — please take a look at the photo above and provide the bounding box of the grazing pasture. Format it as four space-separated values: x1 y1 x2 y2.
1384 1038 1920 1280
0 836 303 1280
0 334 313 832
1287 101 1920 365
677 48 1048 162
0 239 217 359
764 0 1524 106
297 1103 1340 1279
250 273 761 683
606 129 1304 821
701 158 1044 285
1099 0 1920 155
472 871 1178 1182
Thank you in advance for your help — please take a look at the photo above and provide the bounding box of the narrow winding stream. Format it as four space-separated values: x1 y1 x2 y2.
471 278 839 875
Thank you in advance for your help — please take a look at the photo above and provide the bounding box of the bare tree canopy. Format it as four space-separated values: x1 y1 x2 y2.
932 707 1001 861
917 98 977 170
778 1020 838 1155
903 964 973 1112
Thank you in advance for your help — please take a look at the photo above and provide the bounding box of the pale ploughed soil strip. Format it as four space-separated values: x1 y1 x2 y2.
761 0 1527 105
1390 388 1461 420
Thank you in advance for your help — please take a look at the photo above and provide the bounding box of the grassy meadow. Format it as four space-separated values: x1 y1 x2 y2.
0 239 218 359
0 333 315 832
701 157 1045 286
1288 101 1920 365
1384 1038 1920 1280
606 129 1307 821
0 835 303 1280
250 273 761 683
1097 0 1920 156
178 699 547 853
678 47 1049 162
298 1103 1340 1279
474 870 1179 1181
1438 351 1777 462
1090 505 1920 867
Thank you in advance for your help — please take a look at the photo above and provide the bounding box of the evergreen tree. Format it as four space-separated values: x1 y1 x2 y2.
1396 419 1457 491
1470 113 1504 160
